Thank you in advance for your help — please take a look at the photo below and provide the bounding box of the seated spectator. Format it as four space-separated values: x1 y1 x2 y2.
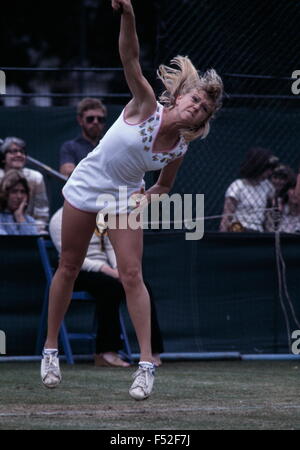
278 189 300 233
265 165 300 233
59 98 107 177
265 164 297 232
0 169 38 235
49 207 164 367
219 147 279 232
0 137 49 234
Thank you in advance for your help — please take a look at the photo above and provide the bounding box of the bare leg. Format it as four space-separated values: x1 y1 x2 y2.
45 201 97 349
107 216 152 363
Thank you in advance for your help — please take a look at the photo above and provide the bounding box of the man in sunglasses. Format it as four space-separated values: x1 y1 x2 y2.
59 98 107 177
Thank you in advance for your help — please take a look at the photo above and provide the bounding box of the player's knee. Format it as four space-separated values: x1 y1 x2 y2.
59 260 81 281
120 266 142 291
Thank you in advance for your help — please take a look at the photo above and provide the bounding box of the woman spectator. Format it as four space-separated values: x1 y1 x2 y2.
0 169 38 235
265 165 300 233
0 137 49 233
220 147 279 232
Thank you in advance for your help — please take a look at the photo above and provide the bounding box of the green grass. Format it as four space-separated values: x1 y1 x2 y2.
0 360 300 430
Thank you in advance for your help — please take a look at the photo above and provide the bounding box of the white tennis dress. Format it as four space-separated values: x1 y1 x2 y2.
62 102 188 214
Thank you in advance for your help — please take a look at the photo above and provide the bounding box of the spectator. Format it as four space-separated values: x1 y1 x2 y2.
59 97 107 177
49 207 164 367
219 147 279 232
0 137 49 234
0 169 38 235
265 165 300 233
265 164 297 231
278 188 300 233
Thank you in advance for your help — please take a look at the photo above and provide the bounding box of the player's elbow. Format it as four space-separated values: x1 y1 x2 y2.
120 50 139 67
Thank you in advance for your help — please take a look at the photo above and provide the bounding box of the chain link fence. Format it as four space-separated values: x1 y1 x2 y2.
153 0 300 231
1 0 300 357
1 0 300 231
154 0 299 77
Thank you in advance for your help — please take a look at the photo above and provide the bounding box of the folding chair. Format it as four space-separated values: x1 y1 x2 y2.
36 237 132 364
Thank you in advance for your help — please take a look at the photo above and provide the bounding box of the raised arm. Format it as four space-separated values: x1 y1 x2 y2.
112 0 156 120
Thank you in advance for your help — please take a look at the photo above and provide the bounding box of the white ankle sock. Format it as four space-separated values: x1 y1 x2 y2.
43 348 58 354
139 361 154 368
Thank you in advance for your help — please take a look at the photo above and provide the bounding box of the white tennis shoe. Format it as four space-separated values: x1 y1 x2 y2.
41 350 62 388
129 362 155 400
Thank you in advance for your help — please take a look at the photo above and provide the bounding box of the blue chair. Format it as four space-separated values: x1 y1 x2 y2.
36 237 132 364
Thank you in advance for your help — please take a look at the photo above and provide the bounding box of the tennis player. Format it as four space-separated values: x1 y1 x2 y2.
41 0 223 400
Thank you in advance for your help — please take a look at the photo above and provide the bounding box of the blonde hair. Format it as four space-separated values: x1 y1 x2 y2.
157 56 223 142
